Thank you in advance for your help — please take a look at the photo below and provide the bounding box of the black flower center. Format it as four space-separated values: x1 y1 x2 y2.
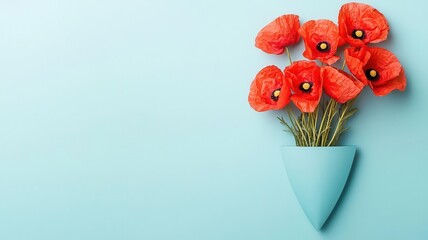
365 69 379 81
271 88 281 101
299 82 313 93
316 41 330 52
352 29 365 39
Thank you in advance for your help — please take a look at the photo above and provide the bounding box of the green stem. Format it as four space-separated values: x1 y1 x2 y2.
322 100 337 146
287 107 308 146
316 99 332 145
285 47 293 65
341 59 346 70
312 106 319 146
327 100 356 146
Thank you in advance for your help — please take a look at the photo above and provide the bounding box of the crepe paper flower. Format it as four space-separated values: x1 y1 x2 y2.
299 19 344 65
321 66 364 103
248 65 291 112
338 2 389 47
255 14 300 55
248 4 407 148
284 61 322 113
345 47 406 96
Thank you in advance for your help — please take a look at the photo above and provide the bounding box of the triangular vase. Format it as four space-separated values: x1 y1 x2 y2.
281 146 356 230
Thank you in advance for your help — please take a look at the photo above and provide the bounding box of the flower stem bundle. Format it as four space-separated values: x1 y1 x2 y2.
278 99 357 146
248 2 406 146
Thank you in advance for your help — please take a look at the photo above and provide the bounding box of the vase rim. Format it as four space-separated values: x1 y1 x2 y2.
280 145 356 148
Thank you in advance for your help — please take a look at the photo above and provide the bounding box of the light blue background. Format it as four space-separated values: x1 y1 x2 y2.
0 0 426 239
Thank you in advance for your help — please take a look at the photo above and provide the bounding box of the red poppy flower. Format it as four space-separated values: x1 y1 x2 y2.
345 47 406 96
248 65 291 112
338 2 389 47
321 66 364 103
299 19 344 65
255 14 300 55
284 61 322 113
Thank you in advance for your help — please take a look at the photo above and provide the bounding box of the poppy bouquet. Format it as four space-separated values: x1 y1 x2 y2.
248 2 406 147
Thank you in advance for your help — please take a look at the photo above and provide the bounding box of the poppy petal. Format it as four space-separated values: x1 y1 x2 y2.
284 61 322 113
255 14 300 54
338 2 389 47
323 55 341 66
290 89 322 113
345 46 405 96
345 47 372 85
299 19 341 65
248 65 291 112
370 67 406 96
364 47 402 85
321 66 364 103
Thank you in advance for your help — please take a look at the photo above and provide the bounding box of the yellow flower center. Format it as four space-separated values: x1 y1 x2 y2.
271 88 281 101
365 69 380 81
316 41 330 52
354 30 363 38
352 30 365 39
319 42 328 50
301 82 311 91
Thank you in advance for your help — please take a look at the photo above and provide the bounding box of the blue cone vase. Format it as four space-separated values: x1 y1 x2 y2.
280 146 356 230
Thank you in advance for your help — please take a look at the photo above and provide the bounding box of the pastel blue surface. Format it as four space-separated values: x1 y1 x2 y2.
0 0 426 239
281 146 356 230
